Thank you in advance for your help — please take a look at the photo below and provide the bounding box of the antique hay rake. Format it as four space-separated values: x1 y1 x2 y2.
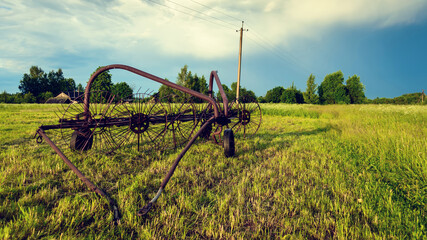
35 64 261 220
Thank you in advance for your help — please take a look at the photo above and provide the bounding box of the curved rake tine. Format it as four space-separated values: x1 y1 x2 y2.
80 94 116 153
36 129 121 223
138 116 216 216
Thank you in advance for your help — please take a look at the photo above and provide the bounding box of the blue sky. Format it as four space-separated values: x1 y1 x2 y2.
1 0 426 99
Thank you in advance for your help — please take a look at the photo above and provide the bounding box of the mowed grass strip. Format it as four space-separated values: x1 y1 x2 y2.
0 103 425 239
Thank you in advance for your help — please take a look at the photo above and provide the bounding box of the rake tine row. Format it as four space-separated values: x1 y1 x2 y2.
35 64 262 222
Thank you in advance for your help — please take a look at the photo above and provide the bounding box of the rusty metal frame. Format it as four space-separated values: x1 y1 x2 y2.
35 64 237 221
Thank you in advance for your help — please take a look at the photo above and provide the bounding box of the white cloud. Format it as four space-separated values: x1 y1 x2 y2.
0 0 426 73
242 0 427 47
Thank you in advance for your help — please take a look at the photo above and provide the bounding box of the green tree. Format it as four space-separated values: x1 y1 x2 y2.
88 67 113 103
281 83 304 104
19 66 47 98
216 84 234 102
1 91 10 103
264 86 285 103
62 78 76 93
112 82 133 100
257 96 266 103
39 91 54 102
176 65 191 87
303 74 319 104
175 65 194 102
346 75 366 104
77 83 85 93
158 79 178 102
318 71 350 104
90 67 113 93
216 82 256 103
174 65 210 103
13 93 24 104
23 92 36 103
239 88 257 103
19 66 76 102
186 74 209 103
47 69 65 95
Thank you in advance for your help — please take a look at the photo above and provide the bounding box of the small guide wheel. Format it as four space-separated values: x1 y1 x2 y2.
70 129 93 151
223 129 235 157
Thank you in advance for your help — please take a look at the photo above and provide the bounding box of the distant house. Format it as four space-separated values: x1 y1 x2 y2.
45 92 74 104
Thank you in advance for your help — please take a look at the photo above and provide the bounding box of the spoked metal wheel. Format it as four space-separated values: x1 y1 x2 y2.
56 91 117 152
232 101 262 138
226 100 242 131
196 101 238 144
195 102 220 143
163 98 198 149
107 93 168 152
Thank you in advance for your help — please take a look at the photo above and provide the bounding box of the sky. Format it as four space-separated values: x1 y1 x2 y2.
1 0 427 99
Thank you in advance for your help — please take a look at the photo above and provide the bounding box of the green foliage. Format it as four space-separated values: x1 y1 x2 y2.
23 93 36 103
157 65 257 104
88 67 113 103
158 81 178 102
77 83 85 93
346 75 366 104
264 86 285 103
158 65 210 103
112 82 133 100
46 69 75 96
318 70 350 104
217 82 257 103
257 96 266 103
89 67 113 93
0 91 13 103
216 84 234 102
371 92 426 105
303 74 319 104
18 66 76 103
280 82 304 104
234 83 257 103
19 66 46 97
38 92 54 103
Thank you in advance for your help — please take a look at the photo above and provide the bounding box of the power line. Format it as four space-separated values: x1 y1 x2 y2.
144 0 236 30
182 1 310 73
244 22 313 74
164 0 238 29
145 0 313 76
187 0 242 22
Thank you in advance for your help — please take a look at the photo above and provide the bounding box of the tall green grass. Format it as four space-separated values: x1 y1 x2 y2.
261 103 320 118
0 103 425 239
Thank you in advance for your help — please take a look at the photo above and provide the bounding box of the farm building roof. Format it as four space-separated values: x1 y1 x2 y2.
56 92 71 99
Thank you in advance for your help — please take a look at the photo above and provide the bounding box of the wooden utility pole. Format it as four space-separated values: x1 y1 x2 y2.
236 21 248 103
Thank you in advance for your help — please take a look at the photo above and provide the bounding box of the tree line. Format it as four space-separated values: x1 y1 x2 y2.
369 93 426 105
0 66 133 103
156 65 256 103
2 66 424 105
259 71 366 104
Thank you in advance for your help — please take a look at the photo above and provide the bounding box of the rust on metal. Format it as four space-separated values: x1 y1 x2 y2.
35 64 262 221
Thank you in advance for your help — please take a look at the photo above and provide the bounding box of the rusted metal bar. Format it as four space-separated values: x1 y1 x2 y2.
40 113 205 131
36 64 261 221
36 128 120 221
209 71 229 117
84 64 220 120
138 116 216 216
37 129 105 195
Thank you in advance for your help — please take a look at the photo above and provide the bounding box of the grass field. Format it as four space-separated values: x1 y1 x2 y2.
0 103 426 239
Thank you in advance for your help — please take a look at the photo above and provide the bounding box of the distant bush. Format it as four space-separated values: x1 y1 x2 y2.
370 93 426 105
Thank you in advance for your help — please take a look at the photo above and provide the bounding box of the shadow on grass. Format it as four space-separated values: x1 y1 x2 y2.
236 125 332 155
